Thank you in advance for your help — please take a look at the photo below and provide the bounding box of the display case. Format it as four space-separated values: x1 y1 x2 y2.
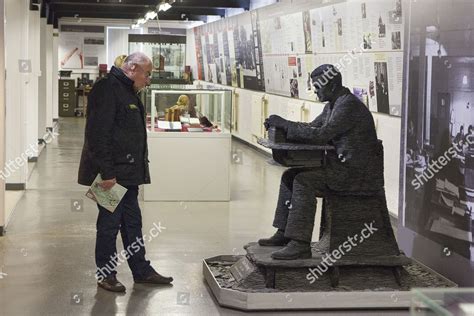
411 288 474 315
143 84 233 133
142 85 233 202
128 34 187 84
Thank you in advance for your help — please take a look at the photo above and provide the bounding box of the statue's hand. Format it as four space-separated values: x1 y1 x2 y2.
265 115 288 131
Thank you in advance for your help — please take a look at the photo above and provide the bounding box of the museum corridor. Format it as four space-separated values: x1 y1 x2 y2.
0 117 408 315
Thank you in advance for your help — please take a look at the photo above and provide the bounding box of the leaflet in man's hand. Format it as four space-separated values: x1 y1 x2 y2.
85 174 127 212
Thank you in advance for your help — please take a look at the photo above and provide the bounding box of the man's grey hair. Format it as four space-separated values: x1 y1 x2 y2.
122 52 151 69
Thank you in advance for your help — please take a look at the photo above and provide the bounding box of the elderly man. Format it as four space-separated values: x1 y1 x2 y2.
259 64 382 260
78 52 173 292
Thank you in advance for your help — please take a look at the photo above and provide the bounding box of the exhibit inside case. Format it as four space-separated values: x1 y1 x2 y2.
411 288 474 316
143 84 233 133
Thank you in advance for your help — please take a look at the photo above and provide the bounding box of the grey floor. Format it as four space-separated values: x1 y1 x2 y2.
0 118 408 315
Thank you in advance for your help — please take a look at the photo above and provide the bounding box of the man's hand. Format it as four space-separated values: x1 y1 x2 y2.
264 115 289 131
99 178 117 191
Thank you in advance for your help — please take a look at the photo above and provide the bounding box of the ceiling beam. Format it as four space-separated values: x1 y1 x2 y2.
50 0 158 5
164 7 225 16
50 0 250 10
173 0 250 10
51 3 225 16
50 4 155 13
55 10 208 22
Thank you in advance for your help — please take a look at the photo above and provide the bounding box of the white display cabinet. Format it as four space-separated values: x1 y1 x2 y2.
143 86 233 201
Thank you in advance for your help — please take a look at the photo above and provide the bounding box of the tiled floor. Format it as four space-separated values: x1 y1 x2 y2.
0 117 407 315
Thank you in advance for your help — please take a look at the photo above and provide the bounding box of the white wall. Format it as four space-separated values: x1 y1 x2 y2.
107 26 144 69
52 28 59 121
26 8 40 159
58 17 201 73
38 17 47 138
45 24 54 129
4 0 29 186
0 0 6 231
1 2 55 231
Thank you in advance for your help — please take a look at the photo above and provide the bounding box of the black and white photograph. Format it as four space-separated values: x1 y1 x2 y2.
378 15 386 38
395 0 402 18
290 78 299 98
235 25 256 71
389 0 403 24
374 61 390 114
391 31 401 49
403 0 474 267
337 18 342 36
297 57 302 77
363 33 372 49
405 57 474 260
303 11 312 53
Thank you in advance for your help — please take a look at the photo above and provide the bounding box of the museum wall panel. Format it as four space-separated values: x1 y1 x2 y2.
188 0 403 216
399 0 474 286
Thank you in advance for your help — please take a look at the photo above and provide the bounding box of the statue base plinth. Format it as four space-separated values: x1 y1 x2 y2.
203 254 456 311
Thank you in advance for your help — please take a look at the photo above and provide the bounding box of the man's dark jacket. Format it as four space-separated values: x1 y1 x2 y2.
78 66 150 186
286 87 384 192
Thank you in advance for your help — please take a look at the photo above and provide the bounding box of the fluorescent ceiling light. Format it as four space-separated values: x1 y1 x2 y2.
145 11 157 20
158 3 172 12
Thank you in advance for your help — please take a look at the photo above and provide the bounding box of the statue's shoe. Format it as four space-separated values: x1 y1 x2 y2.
258 230 290 246
271 240 312 260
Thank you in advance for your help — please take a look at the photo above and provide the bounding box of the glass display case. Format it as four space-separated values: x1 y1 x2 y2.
411 288 474 315
128 34 187 83
143 84 233 202
142 84 233 133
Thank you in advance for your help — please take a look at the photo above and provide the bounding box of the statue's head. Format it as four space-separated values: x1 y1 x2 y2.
310 64 342 102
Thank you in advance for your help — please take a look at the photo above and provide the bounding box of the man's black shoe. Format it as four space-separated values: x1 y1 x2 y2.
271 240 312 260
258 229 290 246
97 275 126 293
134 271 173 285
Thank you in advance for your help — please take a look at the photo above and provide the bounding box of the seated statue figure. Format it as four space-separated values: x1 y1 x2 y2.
259 64 383 260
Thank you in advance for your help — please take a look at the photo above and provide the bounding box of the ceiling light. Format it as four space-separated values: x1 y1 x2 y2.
145 11 157 20
158 3 172 12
